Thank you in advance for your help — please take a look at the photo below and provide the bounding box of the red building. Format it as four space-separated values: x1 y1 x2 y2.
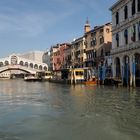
52 43 70 71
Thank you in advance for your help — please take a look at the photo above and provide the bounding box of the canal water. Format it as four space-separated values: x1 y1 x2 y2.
0 80 140 140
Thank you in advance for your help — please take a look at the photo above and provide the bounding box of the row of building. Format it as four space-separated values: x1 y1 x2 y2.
44 21 112 75
43 0 140 87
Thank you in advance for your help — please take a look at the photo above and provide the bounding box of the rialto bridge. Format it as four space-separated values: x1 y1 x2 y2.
0 54 48 78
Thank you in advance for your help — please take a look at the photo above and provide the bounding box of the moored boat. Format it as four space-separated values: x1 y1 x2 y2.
84 77 97 85
24 73 42 82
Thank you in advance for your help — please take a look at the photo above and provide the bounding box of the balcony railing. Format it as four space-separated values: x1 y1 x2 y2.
111 41 140 55
112 12 140 32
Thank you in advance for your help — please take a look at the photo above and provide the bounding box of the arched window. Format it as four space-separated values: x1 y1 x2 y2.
116 12 119 25
138 0 140 12
132 0 136 15
99 36 104 44
138 22 140 40
124 29 128 44
116 33 119 47
131 24 136 42
124 5 128 19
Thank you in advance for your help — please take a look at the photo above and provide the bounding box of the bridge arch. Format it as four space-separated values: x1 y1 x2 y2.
39 65 42 70
5 60 9 66
0 68 31 74
0 62 4 67
19 61 24 66
34 64 38 69
0 54 48 76
44 66 47 71
30 63 33 68
25 62 28 67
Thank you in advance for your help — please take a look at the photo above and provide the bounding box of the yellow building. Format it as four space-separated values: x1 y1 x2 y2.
84 21 112 69
71 37 86 68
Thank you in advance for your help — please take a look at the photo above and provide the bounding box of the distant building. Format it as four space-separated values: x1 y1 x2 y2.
42 51 51 70
19 51 44 63
63 44 72 69
50 43 70 71
110 0 140 87
50 46 59 71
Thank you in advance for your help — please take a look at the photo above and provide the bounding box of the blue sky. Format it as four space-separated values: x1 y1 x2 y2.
0 0 116 57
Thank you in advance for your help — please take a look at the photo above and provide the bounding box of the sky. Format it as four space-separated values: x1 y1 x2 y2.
0 0 117 58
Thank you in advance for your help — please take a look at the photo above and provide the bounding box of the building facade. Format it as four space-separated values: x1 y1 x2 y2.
71 37 86 68
110 0 140 87
50 46 59 71
42 51 51 70
84 22 112 73
63 45 72 69
19 51 44 63
50 43 70 71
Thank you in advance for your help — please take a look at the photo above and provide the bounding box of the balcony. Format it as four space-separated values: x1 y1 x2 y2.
111 41 140 55
112 12 140 32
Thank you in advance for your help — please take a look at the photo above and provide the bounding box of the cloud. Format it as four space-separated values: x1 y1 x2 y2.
0 0 81 38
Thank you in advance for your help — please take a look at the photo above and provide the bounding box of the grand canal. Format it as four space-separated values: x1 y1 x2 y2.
0 80 140 140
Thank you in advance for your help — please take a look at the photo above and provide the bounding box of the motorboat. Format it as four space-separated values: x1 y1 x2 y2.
84 76 97 85
24 73 42 82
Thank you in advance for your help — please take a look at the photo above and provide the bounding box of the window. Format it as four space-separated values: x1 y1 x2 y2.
138 22 140 40
99 36 104 44
131 24 136 41
106 28 110 33
11 56 17 65
132 0 136 15
100 29 103 33
138 0 140 12
91 38 96 46
101 49 104 57
116 33 119 47
124 29 128 44
116 12 119 25
75 71 83 76
124 5 128 19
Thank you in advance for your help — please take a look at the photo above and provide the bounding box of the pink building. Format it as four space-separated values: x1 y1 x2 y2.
53 43 70 71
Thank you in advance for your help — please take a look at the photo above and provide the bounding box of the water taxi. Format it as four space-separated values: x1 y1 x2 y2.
38 71 53 81
24 73 42 81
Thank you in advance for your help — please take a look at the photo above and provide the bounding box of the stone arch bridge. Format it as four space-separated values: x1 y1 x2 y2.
0 54 48 78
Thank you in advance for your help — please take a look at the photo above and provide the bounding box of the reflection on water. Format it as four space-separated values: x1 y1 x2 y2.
0 80 140 140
